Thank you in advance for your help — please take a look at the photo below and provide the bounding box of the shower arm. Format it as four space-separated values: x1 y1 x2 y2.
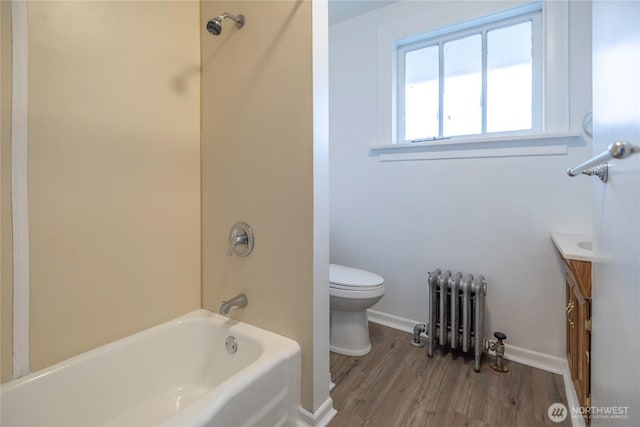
218 13 245 29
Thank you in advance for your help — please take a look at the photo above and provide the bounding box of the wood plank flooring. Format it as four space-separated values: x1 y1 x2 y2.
330 323 571 427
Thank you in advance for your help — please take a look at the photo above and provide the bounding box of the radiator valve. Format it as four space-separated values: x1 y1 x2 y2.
487 331 508 373
411 324 426 348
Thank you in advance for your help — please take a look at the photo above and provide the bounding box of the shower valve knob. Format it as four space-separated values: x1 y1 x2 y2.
227 222 254 257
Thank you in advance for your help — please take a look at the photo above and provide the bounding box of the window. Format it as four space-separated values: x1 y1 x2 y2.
397 9 541 143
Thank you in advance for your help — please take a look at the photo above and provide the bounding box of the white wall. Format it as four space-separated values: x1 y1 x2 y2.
329 0 593 358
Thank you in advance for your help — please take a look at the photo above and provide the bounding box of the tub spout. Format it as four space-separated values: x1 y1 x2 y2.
219 293 248 315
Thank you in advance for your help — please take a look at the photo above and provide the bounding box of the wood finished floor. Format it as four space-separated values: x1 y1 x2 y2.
330 323 570 427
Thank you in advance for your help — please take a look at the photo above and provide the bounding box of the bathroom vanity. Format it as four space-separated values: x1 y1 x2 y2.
551 233 592 418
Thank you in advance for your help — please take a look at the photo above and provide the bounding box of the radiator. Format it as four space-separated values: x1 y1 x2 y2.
427 269 487 371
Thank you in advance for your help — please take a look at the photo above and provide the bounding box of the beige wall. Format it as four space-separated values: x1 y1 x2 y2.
201 0 316 410
1 0 14 384
26 1 201 371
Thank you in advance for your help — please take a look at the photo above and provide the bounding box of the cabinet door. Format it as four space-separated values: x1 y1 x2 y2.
574 286 591 409
566 278 579 380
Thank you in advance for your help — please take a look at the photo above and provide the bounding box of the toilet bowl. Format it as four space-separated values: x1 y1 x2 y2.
330 264 385 356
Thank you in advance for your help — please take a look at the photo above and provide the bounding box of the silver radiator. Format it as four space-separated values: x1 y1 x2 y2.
427 269 487 371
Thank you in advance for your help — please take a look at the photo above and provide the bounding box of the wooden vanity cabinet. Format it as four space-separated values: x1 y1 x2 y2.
563 257 592 416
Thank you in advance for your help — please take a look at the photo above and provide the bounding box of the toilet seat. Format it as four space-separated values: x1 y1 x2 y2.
330 282 384 291
330 264 384 290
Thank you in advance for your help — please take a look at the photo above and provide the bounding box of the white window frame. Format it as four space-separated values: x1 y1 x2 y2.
374 1 581 159
396 11 543 143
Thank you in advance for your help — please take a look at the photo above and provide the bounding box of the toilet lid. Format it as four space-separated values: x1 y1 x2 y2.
330 264 384 289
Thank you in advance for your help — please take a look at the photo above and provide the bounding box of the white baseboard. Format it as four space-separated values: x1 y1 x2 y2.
368 309 584 426
367 309 426 336
562 364 587 427
297 397 337 427
500 343 565 374
368 309 565 373
499 344 584 426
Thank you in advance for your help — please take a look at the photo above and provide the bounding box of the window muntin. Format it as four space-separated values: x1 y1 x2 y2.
398 12 539 143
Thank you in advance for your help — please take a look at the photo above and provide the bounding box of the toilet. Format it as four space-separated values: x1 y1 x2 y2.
329 264 385 356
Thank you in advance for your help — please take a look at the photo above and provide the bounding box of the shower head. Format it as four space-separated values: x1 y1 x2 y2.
206 13 245 36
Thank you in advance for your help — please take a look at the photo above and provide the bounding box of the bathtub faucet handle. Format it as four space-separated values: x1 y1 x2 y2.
219 293 248 315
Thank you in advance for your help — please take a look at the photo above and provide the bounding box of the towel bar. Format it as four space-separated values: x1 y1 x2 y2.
567 141 639 183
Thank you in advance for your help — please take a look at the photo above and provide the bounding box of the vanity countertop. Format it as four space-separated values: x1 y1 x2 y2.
551 233 593 262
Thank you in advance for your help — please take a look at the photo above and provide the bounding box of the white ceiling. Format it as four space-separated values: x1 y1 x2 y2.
328 0 399 25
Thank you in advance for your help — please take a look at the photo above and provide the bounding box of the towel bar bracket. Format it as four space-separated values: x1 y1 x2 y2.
582 163 608 183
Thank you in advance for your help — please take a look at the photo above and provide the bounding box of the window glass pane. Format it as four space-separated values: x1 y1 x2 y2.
487 21 532 133
404 46 439 141
443 34 482 137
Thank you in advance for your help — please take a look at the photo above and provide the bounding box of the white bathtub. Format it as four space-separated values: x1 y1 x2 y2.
0 310 301 427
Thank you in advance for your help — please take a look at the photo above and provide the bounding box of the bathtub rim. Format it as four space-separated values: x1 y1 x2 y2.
0 308 301 393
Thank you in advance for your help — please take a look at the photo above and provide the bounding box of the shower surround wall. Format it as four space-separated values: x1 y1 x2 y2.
4 1 202 376
330 1 593 360
201 0 320 412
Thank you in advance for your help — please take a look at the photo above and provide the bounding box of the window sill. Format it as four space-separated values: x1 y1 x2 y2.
369 132 584 162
